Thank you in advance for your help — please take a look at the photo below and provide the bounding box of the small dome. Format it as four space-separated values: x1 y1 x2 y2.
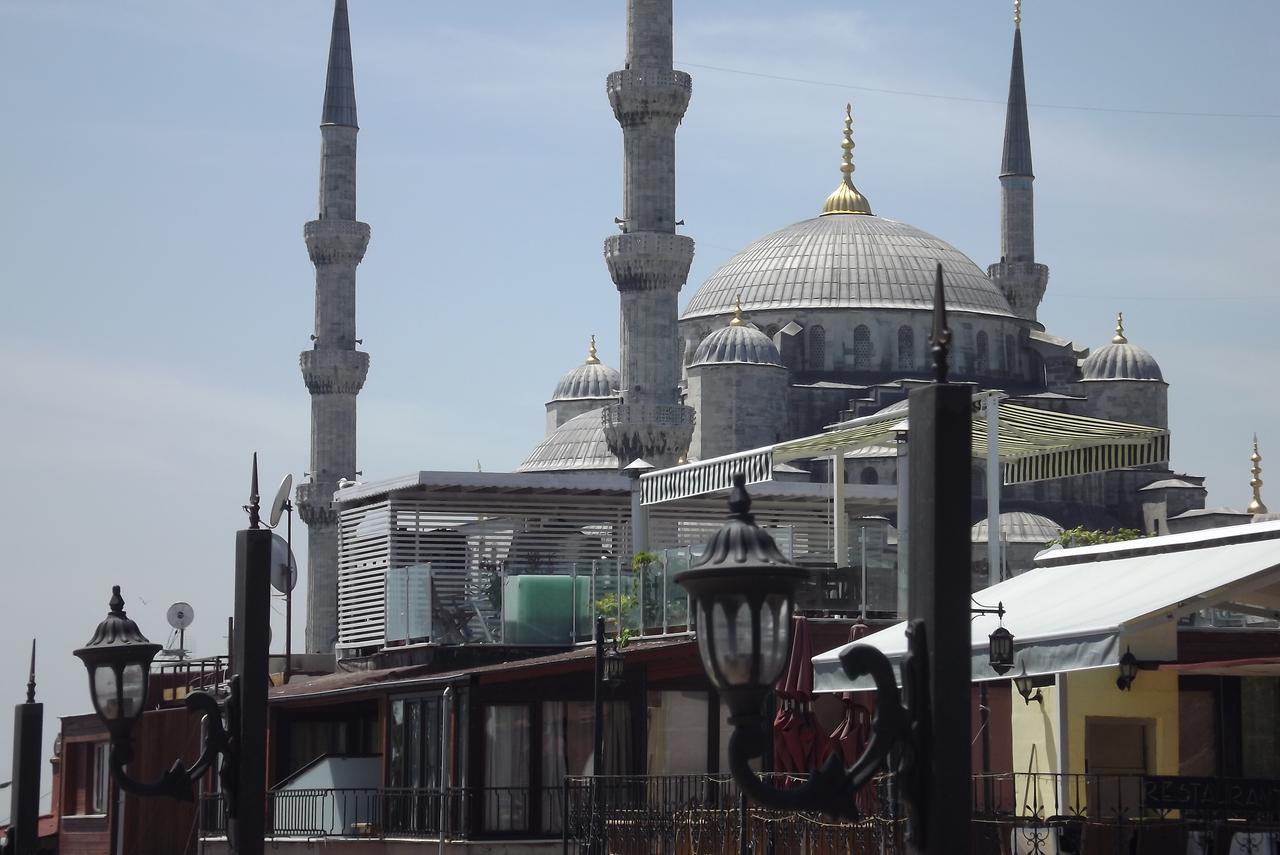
690 311 783 368
971 512 1063 544
1080 313 1163 382
551 336 620 401
517 408 618 473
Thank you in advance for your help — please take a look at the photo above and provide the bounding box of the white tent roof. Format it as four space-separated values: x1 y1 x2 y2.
813 519 1280 693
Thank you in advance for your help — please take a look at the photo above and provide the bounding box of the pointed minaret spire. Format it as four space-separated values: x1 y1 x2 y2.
298 0 371 652
987 0 1048 323
321 0 358 129
821 104 873 216
25 639 36 704
1249 435 1269 515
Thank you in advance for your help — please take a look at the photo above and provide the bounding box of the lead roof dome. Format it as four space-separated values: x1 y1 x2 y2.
551 336 621 401
682 214 1014 321
1080 314 1163 382
517 408 618 473
689 307 783 367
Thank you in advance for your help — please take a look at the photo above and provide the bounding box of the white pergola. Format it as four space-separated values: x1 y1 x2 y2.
640 394 1170 609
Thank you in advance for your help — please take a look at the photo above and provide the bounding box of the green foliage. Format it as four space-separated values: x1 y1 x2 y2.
632 551 659 572
595 591 638 647
1048 526 1145 548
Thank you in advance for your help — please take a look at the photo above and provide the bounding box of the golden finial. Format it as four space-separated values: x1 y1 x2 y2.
1249 434 1269 514
821 104 873 216
729 296 745 326
1111 312 1128 345
586 334 600 365
1014 0 1022 28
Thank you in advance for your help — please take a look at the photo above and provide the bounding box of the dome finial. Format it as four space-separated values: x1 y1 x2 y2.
586 334 600 365
821 104 873 216
1112 312 1127 345
1249 434 1269 514
730 296 745 326
1014 0 1022 28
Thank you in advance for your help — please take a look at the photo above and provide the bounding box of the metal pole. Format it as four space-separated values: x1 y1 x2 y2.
284 503 293 684
832 452 848 568
9 641 42 855
895 439 910 617
980 682 992 811
591 615 605 854
986 393 1002 588
231 458 272 855
906 381 973 854
860 524 868 621
438 686 451 855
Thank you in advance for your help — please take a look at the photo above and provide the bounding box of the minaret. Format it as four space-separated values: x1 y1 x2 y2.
295 0 370 653
601 0 696 468
987 0 1049 323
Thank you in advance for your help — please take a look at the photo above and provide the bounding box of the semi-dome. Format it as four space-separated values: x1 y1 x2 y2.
971 511 1063 544
689 305 783 367
551 336 620 401
517 408 618 473
1080 314 1163 382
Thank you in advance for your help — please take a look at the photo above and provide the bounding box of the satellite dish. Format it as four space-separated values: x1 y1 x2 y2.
167 602 195 630
270 533 298 594
269 474 294 528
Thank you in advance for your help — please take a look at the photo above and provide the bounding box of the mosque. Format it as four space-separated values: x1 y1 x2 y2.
296 0 1206 653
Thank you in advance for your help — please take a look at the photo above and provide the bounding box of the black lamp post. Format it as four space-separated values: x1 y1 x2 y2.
676 265 974 853
74 455 271 855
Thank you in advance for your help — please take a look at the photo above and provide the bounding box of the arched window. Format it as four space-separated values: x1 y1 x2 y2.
807 325 826 370
853 325 872 370
860 466 879 485
1005 335 1015 373
976 331 989 374
898 326 915 370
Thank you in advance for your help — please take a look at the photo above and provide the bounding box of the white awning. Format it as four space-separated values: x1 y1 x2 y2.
812 519 1280 693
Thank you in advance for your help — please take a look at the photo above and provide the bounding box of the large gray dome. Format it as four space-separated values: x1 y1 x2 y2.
1080 315 1163 382
682 214 1014 321
972 511 1063 544
517 408 618 473
690 322 783 367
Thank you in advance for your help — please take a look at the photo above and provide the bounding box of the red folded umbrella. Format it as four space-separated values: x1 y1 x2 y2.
829 623 878 813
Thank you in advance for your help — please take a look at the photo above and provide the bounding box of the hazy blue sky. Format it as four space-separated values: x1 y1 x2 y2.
1 0 1277 806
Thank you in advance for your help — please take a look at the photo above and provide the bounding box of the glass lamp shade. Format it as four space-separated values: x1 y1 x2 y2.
1012 664 1035 703
603 646 625 688
674 473 807 718
988 626 1015 675
74 586 162 739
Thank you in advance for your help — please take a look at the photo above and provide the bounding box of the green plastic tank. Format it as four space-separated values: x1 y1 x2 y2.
502 575 595 644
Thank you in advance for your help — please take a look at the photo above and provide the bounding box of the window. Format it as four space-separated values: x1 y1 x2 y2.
91 742 110 814
853 325 872 370
484 705 531 832
976 331 989 373
542 701 595 831
387 695 445 835
896 325 916 368
860 467 879 485
1005 335 1015 373
647 690 711 776
807 325 826 370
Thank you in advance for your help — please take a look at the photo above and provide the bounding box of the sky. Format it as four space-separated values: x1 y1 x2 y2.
0 0 1277 810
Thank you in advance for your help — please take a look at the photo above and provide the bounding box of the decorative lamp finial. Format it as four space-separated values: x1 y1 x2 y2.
26 638 36 704
730 296 745 326
1014 0 1022 28
821 104 873 216
586 334 600 365
929 263 952 383
1112 312 1128 345
246 452 261 529
1249 434 1269 514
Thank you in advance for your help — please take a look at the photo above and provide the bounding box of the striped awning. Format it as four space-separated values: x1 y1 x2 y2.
641 400 1168 504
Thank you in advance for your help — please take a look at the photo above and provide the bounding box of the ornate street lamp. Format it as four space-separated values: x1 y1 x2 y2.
988 626 1015 676
602 638 625 689
1013 664 1044 706
73 586 228 800
675 473 917 821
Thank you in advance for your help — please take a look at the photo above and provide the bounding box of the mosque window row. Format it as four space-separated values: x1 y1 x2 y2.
976 331 989 374
898 326 914 371
807 325 825 370
853 325 873 370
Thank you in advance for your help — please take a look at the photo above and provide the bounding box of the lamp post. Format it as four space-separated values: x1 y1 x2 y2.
676 265 973 853
590 615 625 853
73 455 272 855
8 642 42 855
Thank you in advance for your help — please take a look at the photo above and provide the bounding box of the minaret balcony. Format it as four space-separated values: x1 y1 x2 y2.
304 219 371 265
607 69 692 127
604 232 695 292
295 481 340 526
602 401 695 467
300 349 370 395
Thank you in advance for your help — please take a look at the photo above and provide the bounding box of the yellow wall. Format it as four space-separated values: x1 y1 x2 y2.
1008 665 1180 817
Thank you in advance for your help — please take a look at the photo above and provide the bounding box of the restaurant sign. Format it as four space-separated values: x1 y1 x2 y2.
1143 776 1280 817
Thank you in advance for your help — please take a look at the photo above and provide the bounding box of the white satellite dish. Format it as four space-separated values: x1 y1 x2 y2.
269 474 293 528
167 602 195 630
270 533 298 594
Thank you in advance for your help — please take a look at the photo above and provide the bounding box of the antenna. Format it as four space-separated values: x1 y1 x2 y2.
270 533 298 594
166 602 195 660
269 474 293 528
